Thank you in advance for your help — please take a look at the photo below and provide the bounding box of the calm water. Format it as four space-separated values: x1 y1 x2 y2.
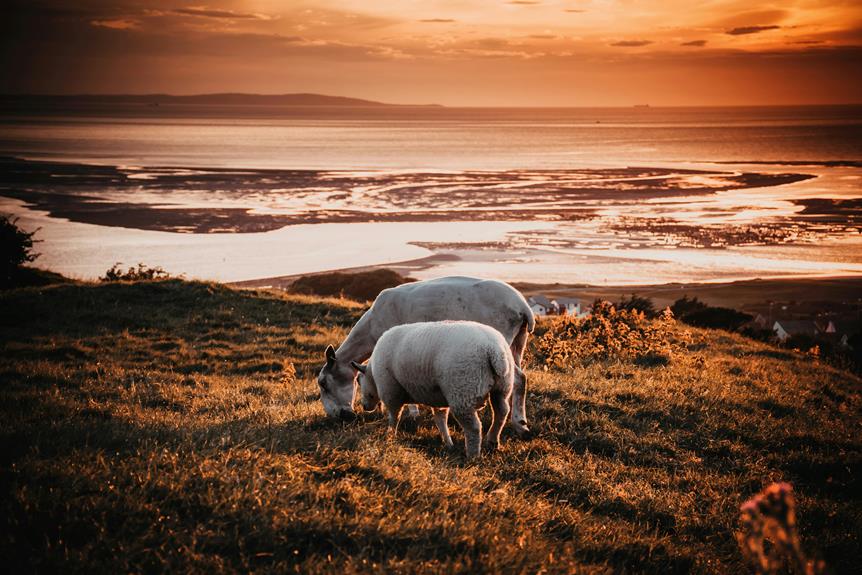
1 105 861 284
2 105 861 170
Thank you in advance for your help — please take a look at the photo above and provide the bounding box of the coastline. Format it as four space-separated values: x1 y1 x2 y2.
230 253 862 313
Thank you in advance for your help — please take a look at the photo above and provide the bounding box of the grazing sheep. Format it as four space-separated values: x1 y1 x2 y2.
351 320 514 459
318 276 533 437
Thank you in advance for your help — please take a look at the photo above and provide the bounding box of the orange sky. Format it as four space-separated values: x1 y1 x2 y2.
2 0 861 105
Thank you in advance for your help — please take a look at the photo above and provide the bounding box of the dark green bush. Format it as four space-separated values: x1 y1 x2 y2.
289 269 414 302
0 215 39 288
617 294 657 318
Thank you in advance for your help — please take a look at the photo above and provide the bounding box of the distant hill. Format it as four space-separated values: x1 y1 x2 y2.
0 93 439 107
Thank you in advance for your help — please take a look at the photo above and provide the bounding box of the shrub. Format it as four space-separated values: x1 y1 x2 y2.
671 295 708 318
681 306 753 331
0 215 40 288
289 269 414 302
739 326 776 343
616 294 657 318
101 263 170 282
532 300 681 369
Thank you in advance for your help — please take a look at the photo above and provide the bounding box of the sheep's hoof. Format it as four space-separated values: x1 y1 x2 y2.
512 423 532 440
482 441 499 453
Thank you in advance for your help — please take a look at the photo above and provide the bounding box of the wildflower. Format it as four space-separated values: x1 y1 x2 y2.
737 482 825 575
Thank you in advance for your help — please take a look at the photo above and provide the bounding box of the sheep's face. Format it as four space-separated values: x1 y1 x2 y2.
317 345 357 421
350 360 378 411
357 369 380 412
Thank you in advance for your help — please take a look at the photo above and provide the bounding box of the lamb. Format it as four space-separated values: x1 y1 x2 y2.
317 276 534 437
351 320 514 459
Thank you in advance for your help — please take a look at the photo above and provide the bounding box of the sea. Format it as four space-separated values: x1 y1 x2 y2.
1 104 860 285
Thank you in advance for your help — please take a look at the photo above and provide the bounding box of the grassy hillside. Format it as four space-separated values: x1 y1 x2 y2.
1 279 860 573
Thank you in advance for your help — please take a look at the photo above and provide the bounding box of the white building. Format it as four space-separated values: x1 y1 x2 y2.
773 320 818 342
528 295 553 316
527 295 582 316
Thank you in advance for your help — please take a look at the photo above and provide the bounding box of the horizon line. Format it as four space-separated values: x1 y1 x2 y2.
1 93 861 109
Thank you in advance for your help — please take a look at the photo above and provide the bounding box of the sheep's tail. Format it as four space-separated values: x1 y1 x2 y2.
522 310 535 334
488 346 514 390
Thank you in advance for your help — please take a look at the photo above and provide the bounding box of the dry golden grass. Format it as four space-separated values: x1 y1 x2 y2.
1 278 860 573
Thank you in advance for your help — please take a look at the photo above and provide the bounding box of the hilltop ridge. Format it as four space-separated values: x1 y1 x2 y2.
1 277 860 572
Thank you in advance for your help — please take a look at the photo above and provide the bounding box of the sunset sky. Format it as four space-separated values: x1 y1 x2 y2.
2 0 861 106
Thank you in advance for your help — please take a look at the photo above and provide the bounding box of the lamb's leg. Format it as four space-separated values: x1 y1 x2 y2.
432 408 454 449
484 389 510 452
451 407 482 460
400 403 421 433
386 401 405 437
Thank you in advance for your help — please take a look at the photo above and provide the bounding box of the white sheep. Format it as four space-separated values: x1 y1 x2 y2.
318 276 533 438
351 320 514 459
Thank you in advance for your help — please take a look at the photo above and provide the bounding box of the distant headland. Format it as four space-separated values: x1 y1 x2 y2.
0 93 443 108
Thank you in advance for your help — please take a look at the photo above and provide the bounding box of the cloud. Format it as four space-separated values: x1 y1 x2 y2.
564 9 585 13
90 19 139 30
681 40 707 47
173 7 270 21
726 25 780 36
419 19 456 23
529 34 556 39
508 1 540 5
610 40 653 47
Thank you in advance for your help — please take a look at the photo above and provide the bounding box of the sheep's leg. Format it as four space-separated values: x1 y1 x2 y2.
399 403 421 434
386 402 405 437
451 407 482 460
509 367 531 438
432 408 454 449
510 322 531 439
484 389 510 452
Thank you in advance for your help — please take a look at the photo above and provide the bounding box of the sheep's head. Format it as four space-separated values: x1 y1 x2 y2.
351 360 379 412
317 345 357 421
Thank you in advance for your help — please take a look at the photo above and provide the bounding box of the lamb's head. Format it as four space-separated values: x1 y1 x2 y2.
317 345 357 421
350 361 379 412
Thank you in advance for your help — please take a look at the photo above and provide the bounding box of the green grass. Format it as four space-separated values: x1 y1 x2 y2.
1 279 860 573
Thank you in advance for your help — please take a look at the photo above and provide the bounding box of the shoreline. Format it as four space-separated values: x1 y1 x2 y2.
230 255 862 313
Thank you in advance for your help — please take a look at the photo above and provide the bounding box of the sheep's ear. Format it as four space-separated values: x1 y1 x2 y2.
350 361 367 374
325 345 337 365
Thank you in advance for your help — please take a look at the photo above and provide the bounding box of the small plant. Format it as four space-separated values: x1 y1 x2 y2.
0 215 40 287
532 300 680 369
737 483 825 575
101 263 170 282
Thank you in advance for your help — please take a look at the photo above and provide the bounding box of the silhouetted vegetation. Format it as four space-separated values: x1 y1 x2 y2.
681 306 753 331
101 262 171 282
0 215 40 288
616 293 658 318
739 325 776 343
289 268 414 302
672 296 753 331
670 295 707 318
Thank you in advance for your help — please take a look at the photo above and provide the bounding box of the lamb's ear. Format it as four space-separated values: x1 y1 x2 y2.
350 361 367 374
325 345 337 366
